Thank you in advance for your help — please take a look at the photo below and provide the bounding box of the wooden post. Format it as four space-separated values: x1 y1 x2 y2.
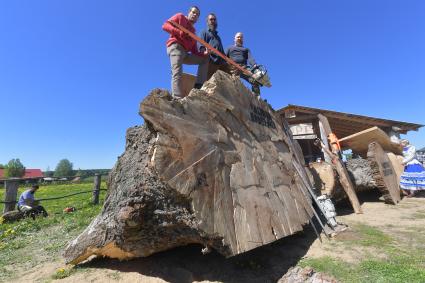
3 179 19 213
92 174 101 205
319 120 332 163
317 114 363 214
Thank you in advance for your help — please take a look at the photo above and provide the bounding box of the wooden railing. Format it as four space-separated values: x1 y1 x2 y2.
1 174 106 214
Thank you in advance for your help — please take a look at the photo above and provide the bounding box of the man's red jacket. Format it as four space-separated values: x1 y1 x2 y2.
162 13 204 56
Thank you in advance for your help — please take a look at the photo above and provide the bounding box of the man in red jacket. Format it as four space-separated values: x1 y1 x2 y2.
162 6 209 98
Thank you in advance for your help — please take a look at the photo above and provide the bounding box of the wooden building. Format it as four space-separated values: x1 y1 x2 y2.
277 104 423 163
276 105 423 207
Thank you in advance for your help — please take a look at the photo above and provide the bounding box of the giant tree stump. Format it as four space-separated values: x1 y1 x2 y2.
63 71 315 264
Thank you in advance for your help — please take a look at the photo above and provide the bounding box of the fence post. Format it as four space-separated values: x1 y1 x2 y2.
3 179 19 213
92 174 101 205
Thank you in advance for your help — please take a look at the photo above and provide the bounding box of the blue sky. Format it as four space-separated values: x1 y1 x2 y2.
1 1 424 170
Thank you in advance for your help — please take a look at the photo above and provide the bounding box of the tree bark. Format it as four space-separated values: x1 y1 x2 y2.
345 158 377 192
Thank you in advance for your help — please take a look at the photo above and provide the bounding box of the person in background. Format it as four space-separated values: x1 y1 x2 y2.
226 32 260 95
199 13 228 79
17 184 48 218
162 6 209 98
399 139 425 197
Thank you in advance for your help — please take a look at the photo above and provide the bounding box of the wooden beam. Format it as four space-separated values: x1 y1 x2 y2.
317 114 363 214
339 127 402 156
285 114 318 124
283 106 422 131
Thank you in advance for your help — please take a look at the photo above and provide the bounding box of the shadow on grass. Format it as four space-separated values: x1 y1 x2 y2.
336 189 425 217
78 226 318 283
336 190 384 216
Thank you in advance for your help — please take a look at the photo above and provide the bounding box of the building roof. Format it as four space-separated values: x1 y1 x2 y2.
0 169 44 179
418 147 425 153
278 104 423 139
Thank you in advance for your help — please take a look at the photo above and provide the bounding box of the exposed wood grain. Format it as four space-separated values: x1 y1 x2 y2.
386 152 404 184
367 142 401 204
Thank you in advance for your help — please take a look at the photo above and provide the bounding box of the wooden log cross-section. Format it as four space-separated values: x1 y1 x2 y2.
63 71 317 264
367 142 401 204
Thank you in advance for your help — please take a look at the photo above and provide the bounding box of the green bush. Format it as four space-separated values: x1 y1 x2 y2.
3 159 25 178
54 159 74 177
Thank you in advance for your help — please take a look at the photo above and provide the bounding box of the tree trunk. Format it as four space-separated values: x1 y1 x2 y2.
63 71 316 264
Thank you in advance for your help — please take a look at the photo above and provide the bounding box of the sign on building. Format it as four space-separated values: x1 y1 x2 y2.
290 123 317 140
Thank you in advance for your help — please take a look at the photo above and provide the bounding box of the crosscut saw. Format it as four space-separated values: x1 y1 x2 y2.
167 20 271 88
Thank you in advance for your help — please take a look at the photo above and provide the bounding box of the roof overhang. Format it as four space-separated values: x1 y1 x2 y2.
277 104 423 138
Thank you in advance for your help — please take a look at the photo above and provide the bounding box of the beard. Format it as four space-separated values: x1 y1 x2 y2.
208 23 217 31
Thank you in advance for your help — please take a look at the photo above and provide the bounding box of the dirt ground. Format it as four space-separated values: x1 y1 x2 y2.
15 191 425 283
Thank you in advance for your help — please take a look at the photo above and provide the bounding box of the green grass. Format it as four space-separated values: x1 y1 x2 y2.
2 184 424 282
0 183 106 282
299 223 425 283
351 223 393 247
299 257 356 282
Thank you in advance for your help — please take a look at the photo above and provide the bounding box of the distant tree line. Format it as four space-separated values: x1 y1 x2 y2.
43 169 110 178
1 158 109 179
45 159 109 178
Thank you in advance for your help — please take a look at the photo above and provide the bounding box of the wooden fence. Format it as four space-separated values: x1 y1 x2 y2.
1 174 106 214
